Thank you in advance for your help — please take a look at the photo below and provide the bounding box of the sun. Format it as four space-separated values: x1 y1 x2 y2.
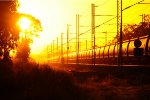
18 17 31 31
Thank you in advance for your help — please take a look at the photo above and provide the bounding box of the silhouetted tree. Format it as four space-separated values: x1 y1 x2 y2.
134 22 150 37
122 24 137 40
16 14 42 62
16 39 30 62
112 15 150 43
0 0 19 62
0 0 42 62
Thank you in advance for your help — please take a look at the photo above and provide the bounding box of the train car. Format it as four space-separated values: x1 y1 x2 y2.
56 35 150 66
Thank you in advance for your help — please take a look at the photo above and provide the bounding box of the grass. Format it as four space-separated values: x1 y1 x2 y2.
73 69 150 100
0 60 150 100
0 61 88 100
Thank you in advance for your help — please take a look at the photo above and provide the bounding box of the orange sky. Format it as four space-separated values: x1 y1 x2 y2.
18 0 150 59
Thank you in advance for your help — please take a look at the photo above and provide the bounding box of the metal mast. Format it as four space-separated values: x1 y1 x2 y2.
67 24 70 64
76 14 79 64
91 4 96 66
117 0 123 67
61 33 64 64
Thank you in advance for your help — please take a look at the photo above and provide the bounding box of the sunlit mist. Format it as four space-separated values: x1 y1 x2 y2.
17 0 150 62
17 0 99 56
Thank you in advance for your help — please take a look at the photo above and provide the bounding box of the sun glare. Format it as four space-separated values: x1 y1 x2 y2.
17 0 118 61
17 0 68 57
18 17 31 31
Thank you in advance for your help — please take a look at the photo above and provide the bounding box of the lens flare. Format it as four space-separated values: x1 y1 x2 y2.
18 17 31 31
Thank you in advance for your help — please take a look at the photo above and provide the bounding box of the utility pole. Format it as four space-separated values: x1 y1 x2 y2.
140 14 146 23
117 0 146 66
61 33 64 64
86 40 87 50
46 45 49 63
50 44 52 63
140 14 150 24
67 24 70 64
117 0 123 67
53 40 55 63
91 4 96 66
104 32 107 45
57 37 58 61
76 14 79 64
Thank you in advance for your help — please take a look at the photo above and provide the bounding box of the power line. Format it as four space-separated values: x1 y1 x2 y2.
122 0 145 11
95 16 117 28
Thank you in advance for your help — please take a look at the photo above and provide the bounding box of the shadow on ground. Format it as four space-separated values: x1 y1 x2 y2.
0 61 150 100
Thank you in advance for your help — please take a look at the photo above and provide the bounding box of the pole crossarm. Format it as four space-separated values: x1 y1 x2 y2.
80 25 91 27
138 3 150 4
95 15 114 16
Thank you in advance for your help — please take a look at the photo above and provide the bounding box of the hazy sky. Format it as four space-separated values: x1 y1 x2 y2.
18 0 150 55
